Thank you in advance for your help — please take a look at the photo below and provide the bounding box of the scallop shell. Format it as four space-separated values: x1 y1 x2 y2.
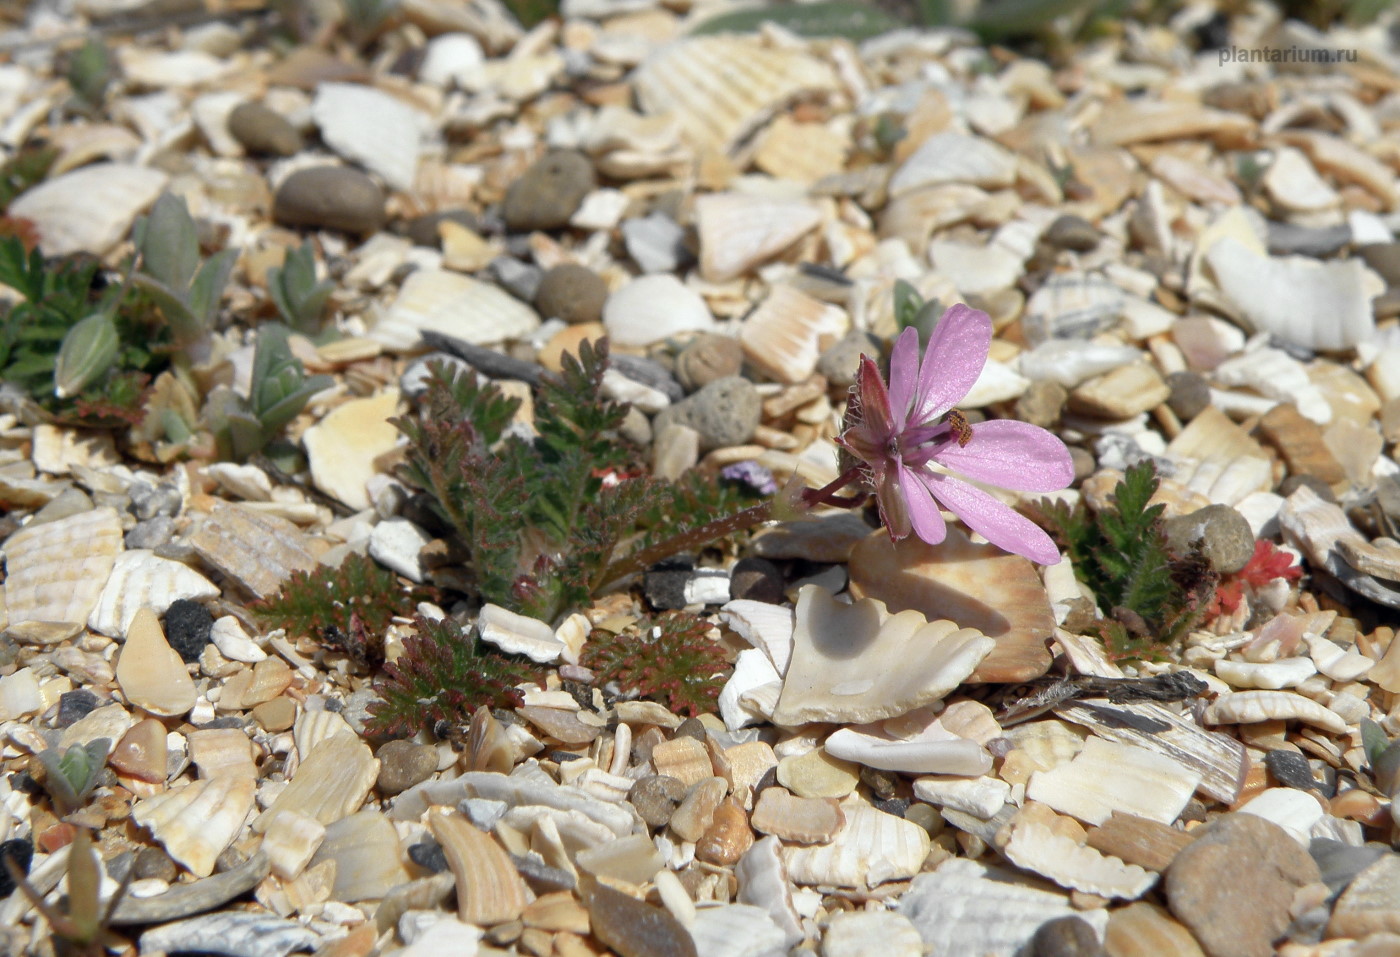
720 599 796 673
889 131 1018 197
133 775 256 877
373 268 541 351
1203 690 1348 734
8 163 168 256
428 807 531 925
738 285 848 385
2 506 123 633
771 585 994 727
87 550 219 638
293 708 358 763
633 36 837 155
1004 814 1157 899
783 802 929 887
1214 657 1317 690
312 83 423 191
478 603 565 663
253 733 378 832
310 810 412 902
696 193 822 283
900 857 1108 956
1026 737 1201 826
1213 347 1331 425
1280 486 1400 608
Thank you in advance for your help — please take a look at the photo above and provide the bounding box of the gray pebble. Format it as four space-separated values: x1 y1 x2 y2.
273 166 385 235
133 846 178 883
1310 838 1388 895
630 774 688 828
1373 288 1400 322
730 556 784 604
1069 446 1096 482
1015 380 1067 429
1267 221 1350 258
535 263 608 325
1264 750 1319 792
502 150 596 232
610 353 684 403
816 330 881 390
227 102 303 157
376 739 439 795
673 717 707 742
401 209 479 248
654 375 760 452
622 212 691 274
125 515 174 550
128 481 182 520
1029 915 1104 957
1166 371 1211 421
1163 504 1256 575
1358 243 1400 287
489 256 544 303
676 334 744 393
1043 215 1101 252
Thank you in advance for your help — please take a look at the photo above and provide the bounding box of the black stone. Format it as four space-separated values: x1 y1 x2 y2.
1265 749 1320 792
0 839 33 898
513 853 577 893
418 329 544 387
871 795 910 819
673 717 707 742
55 689 99 728
729 557 785 605
645 559 694 612
1030 915 1105 957
1166 370 1211 421
407 840 449 873
163 599 214 664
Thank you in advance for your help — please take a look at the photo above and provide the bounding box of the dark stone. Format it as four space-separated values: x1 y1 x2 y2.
1310 838 1388 896
1264 750 1319 792
535 264 608 325
418 330 544 386
1163 504 1256 575
674 717 707 742
729 557 784 604
273 166 386 235
125 515 174 550
585 879 699 957
133 845 177 883
1358 243 1400 287
513 853 577 893
1278 473 1336 503
644 559 693 611
1266 221 1351 258
227 101 304 157
871 795 909 818
1043 215 1101 252
0 839 32 898
502 150 596 232
816 330 882 391
55 689 99 728
1030 915 1105 957
488 256 543 302
1166 370 1211 421
630 775 688 829
407 839 449 873
400 209 480 248
609 353 684 403
163 599 214 664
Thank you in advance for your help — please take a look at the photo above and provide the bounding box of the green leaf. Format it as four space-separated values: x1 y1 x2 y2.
0 146 57 212
187 247 237 327
37 738 110 813
967 0 1098 38
135 193 200 292
132 274 200 344
53 312 118 399
268 241 335 335
0 235 45 302
692 0 906 39
67 39 113 108
1362 718 1390 769
65 827 102 943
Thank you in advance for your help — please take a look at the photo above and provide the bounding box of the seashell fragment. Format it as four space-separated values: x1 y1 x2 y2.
116 607 198 717
139 911 318 957
720 599 795 674
889 131 1018 196
188 503 317 600
1026 737 1201 826
911 774 1010 819
254 733 378 832
718 648 781 731
1237 788 1324 845
2 506 123 632
735 836 803 947
690 904 789 957
312 83 423 191
260 809 326 881
783 803 929 887
88 550 219 638
394 770 640 837
301 390 401 512
9 163 168 256
478 603 565 663
824 721 991 776
1214 657 1316 690
428 806 531 925
1203 690 1348 734
696 193 822 283
373 268 541 351
772 585 994 726
633 36 837 154
133 774 256 877
739 285 848 385
1305 632 1373 682
602 273 715 348
309 810 412 902
1003 813 1157 899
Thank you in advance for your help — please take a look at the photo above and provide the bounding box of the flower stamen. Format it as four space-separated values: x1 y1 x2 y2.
946 409 974 448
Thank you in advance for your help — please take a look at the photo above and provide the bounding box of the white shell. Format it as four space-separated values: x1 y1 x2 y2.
1205 238 1380 351
602 274 715 348
783 802 929 887
690 904 789 957
823 911 925 957
1023 274 1126 346
1214 347 1331 424
253 733 379 832
116 607 197 717
9 163 168 255
139 912 318 957
477 604 565 663
735 836 803 947
374 269 541 351
718 648 782 731
1026 737 1201 826
911 775 1010 819
1214 657 1317 690
889 131 1018 196
1003 816 1157 899
210 615 267 663
312 83 423 191
720 599 795 674
293 708 358 761
1237 787 1325 845
1203 690 1349 734
1305 632 1374 682
2 507 123 632
88 550 219 638
393 770 640 837
697 193 822 283
132 775 256 877
930 240 1025 297
1019 340 1144 389
260 808 327 880
739 285 849 385
824 720 991 776
772 586 994 727
1263 147 1340 215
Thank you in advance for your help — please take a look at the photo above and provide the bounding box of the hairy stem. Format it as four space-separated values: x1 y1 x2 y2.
599 501 774 589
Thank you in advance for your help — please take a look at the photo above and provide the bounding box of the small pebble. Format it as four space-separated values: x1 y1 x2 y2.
816 330 881 390
227 101 303 156
730 557 784 604
535 264 608 325
1358 243 1400 287
133 845 178 883
401 209 480 249
644 560 693 611
0 839 33 898
163 599 214 664
407 839 450 874
252 697 297 733
128 482 182 520
1069 446 1096 482
56 689 100 728
1266 221 1350 258
1264 750 1320 792
622 213 690 274
674 717 708 742
675 334 744 393
630 775 688 829
1043 214 1101 252
1029 915 1105 957
1373 289 1400 322
654 376 761 452
125 516 174 550
273 166 385 235
1163 504 1256 574
1015 381 1067 429
1165 371 1211 421
1278 473 1336 502
502 150 596 232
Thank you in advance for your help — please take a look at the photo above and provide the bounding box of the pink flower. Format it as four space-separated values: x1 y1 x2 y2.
836 305 1073 564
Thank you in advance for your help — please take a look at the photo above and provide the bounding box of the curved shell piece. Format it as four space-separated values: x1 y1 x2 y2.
428 807 531 925
88 550 219 638
373 268 540 351
9 163 168 256
824 724 992 776
735 836 803 947
1026 737 1201 826
139 911 318 957
312 83 423 191
116 607 198 717
889 131 1018 197
132 775 256 877
1203 690 1348 734
478 603 565 663
3 506 123 632
783 803 929 887
1214 657 1317 690
772 585 994 727
633 36 837 154
1004 817 1157 899
697 194 822 283
719 599 795 674
253 733 378 832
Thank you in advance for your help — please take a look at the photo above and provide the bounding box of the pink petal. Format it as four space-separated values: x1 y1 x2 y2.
899 464 947 546
908 304 991 425
932 420 1074 492
920 472 1062 564
854 355 896 444
873 469 912 541
887 326 922 430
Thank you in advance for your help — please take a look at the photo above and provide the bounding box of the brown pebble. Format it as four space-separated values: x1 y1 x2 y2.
376 739 439 796
1015 380 1067 429
133 845 177 882
109 718 169 784
751 786 844 844
535 264 608 325
695 801 754 865
252 696 297 733
676 334 744 392
630 775 687 829
227 101 304 157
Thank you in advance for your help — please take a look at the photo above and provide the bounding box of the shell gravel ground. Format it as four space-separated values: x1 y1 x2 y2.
0 0 1399 956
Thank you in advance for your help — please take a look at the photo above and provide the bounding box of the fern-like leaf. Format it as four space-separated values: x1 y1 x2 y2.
582 612 730 717
251 552 435 642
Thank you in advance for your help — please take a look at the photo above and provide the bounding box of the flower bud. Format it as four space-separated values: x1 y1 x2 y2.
53 313 119 399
